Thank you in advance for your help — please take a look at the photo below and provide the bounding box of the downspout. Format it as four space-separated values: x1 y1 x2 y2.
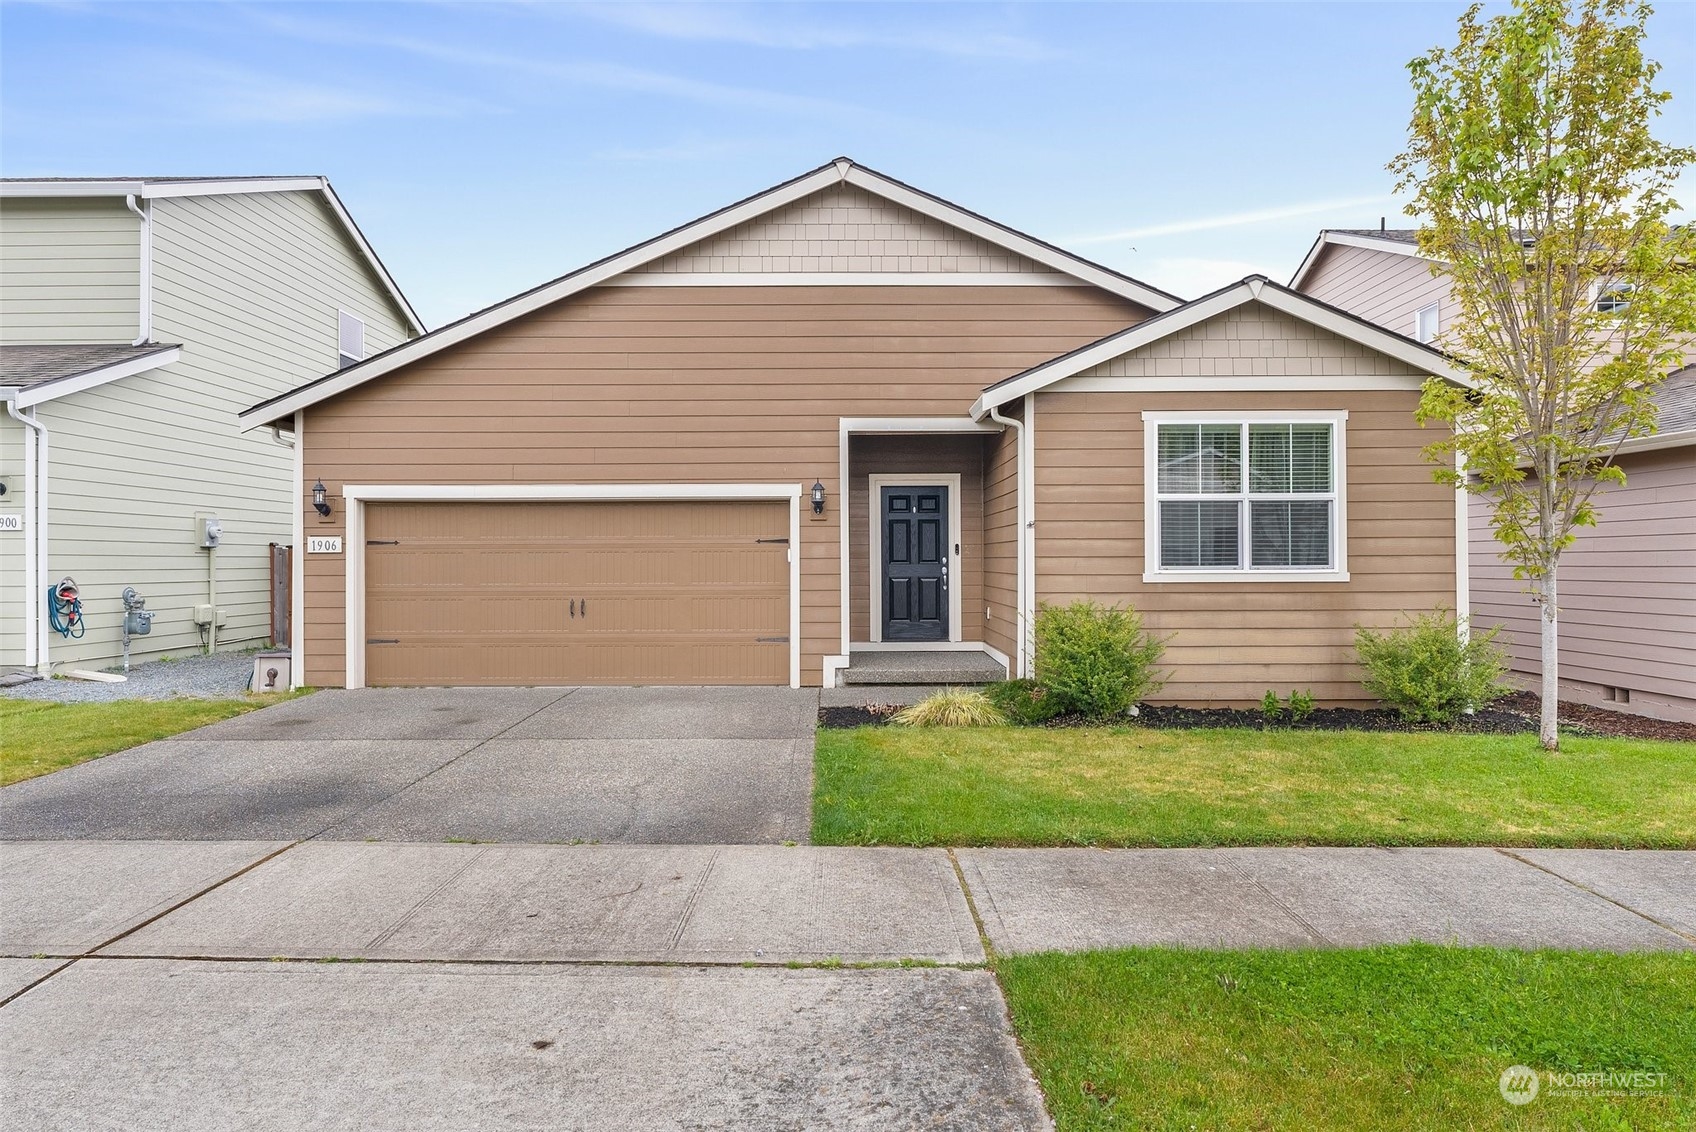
4 393 49 674
124 194 152 345
986 402 1029 677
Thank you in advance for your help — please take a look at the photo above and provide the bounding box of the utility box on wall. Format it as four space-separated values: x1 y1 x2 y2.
194 513 222 549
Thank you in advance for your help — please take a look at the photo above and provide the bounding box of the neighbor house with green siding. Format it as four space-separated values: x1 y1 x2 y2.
1 177 422 676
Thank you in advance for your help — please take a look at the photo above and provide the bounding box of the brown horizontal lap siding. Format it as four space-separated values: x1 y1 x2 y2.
301 284 1148 687
1034 388 1456 707
1469 446 1696 705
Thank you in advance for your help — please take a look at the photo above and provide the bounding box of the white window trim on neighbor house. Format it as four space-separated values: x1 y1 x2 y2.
337 309 366 370
1414 302 1439 344
1141 409 1350 584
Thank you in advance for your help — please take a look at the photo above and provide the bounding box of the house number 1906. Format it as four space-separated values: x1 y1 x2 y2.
307 536 343 554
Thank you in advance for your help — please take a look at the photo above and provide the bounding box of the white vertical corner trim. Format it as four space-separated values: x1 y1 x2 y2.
837 422 852 658
1454 453 1470 642
123 195 152 345
866 474 964 644
291 410 305 688
338 484 804 689
1021 393 1036 677
1139 410 1351 584
10 408 39 666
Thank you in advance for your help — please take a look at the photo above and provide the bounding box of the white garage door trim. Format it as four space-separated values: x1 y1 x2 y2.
341 483 804 690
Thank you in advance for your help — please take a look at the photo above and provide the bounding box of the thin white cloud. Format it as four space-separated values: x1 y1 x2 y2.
1069 196 1391 245
563 2 1061 61
594 138 766 163
249 9 889 124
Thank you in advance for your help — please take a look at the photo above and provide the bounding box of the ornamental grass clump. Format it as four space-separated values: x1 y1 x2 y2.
890 688 1007 728
1033 601 1167 721
1355 609 1508 724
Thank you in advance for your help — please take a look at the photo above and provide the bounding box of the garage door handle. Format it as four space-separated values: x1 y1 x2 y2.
570 600 576 618
580 599 587 618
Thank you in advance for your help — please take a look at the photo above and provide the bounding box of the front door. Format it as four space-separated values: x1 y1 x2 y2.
882 485 949 642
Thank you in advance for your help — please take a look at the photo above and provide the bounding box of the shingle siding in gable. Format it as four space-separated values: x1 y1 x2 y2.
0 197 140 344
642 183 1070 276
1074 304 1428 379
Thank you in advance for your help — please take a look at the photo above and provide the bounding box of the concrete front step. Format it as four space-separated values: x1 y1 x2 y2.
840 651 1006 686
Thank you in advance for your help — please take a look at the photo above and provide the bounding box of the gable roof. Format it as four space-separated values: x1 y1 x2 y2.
0 176 423 335
0 342 182 408
1289 228 1429 290
238 157 1182 430
970 275 1473 418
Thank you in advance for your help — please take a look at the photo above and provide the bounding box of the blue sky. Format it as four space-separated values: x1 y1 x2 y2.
4 1 1692 327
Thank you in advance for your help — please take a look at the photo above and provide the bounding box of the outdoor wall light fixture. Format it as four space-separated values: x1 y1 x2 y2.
312 479 332 517
811 480 826 515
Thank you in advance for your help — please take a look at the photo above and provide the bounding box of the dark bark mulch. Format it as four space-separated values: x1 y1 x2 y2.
819 693 1695 741
1494 691 1696 743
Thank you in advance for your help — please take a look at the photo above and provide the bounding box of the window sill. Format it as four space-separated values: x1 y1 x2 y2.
1141 569 1350 584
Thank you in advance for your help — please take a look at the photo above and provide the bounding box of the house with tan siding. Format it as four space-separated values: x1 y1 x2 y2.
239 159 1469 704
1 177 422 676
1294 228 1696 722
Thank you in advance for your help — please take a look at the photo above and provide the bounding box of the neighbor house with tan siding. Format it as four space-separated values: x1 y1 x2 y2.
240 159 1469 704
1294 228 1696 722
1 177 422 676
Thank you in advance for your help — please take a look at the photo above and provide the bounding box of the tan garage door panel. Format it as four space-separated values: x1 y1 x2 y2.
364 500 789 686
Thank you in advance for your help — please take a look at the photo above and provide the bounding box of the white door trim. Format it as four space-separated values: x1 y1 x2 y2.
867 473 963 645
340 483 803 690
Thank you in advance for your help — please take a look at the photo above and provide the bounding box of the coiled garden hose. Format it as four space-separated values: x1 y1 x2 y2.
48 584 84 638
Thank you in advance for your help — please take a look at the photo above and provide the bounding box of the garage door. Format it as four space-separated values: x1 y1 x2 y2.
363 500 790 686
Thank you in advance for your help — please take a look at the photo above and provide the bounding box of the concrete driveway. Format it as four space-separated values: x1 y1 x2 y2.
0 687 817 844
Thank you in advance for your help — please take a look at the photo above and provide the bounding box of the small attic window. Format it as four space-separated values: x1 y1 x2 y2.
338 310 365 370
1414 303 1439 344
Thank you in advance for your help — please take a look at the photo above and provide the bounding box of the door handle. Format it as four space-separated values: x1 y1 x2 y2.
570 599 576 618
580 599 587 619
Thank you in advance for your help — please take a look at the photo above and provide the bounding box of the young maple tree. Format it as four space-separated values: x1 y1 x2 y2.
1390 0 1696 750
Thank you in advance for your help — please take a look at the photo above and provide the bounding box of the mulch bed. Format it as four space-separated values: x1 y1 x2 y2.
820 692 1695 741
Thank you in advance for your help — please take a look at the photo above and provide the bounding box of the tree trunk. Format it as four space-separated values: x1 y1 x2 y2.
1540 566 1559 751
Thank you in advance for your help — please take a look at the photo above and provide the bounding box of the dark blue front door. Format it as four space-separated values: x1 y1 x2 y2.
882 486 949 642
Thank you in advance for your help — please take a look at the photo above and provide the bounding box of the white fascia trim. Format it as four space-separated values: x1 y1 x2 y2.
0 177 325 199
839 165 1181 313
341 483 801 503
867 473 963 644
14 346 182 408
840 417 1003 435
339 483 804 690
1059 374 1433 394
241 166 846 430
1289 230 1434 289
606 272 1084 287
971 279 1470 418
241 160 1180 429
1618 427 1696 455
1140 409 1351 585
315 183 425 335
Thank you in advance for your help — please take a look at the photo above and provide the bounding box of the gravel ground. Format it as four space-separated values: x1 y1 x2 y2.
0 649 264 703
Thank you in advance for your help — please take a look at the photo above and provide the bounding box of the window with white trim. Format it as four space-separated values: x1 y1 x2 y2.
1148 416 1344 578
337 310 365 370
1413 302 1439 344
1593 282 1633 315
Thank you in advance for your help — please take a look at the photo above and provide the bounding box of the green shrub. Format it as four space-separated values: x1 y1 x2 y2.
1260 689 1283 725
1033 601 1167 721
986 679 1064 726
1287 688 1316 724
1354 609 1508 724
890 687 1007 728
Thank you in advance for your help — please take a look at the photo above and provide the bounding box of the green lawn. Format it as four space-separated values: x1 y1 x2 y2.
997 945 1696 1131
0 695 296 786
813 726 1696 848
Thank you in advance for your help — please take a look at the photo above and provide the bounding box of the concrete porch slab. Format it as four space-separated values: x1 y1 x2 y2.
2 961 1050 1132
840 650 1006 686
0 841 287 955
105 843 986 965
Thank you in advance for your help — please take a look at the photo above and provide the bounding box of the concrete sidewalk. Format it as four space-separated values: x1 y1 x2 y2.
3 841 1689 967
